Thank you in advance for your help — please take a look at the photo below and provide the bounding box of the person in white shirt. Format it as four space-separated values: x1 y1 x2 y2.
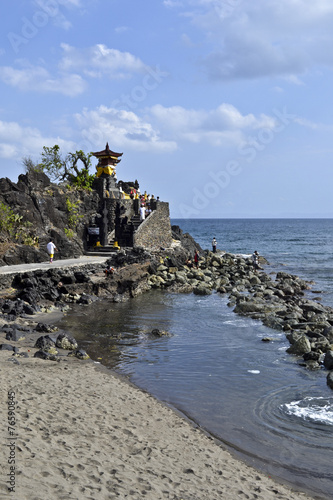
212 237 217 253
46 239 57 263
252 250 261 273
139 205 145 221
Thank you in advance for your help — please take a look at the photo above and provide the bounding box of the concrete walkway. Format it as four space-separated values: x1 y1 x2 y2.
0 256 110 275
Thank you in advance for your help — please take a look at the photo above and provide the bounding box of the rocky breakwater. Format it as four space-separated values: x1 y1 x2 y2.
146 251 333 389
0 248 159 365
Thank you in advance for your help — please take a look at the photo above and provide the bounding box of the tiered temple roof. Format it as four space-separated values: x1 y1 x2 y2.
92 143 123 167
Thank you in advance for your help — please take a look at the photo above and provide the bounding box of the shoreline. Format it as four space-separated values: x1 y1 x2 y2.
1 250 332 498
0 319 320 500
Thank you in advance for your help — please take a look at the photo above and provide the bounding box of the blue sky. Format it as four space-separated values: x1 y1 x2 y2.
1 0 333 218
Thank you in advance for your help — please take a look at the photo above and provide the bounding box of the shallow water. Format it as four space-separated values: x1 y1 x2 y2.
58 289 333 499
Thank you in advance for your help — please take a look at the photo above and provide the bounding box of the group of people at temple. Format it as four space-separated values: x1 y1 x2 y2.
139 193 159 221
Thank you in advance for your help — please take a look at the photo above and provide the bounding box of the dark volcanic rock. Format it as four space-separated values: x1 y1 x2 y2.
0 344 18 352
0 170 99 264
5 330 25 342
171 225 202 256
286 335 311 355
35 335 57 350
34 350 60 361
327 372 333 389
36 323 58 333
67 349 90 360
323 351 333 370
56 332 78 350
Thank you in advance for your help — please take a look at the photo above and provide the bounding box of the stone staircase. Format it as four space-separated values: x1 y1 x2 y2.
117 214 142 247
85 213 145 255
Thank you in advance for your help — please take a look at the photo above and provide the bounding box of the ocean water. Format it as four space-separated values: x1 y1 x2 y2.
58 219 333 499
173 218 333 306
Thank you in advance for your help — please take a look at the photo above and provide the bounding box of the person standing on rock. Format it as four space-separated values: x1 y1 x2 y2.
252 250 261 273
194 250 199 268
47 239 57 263
212 237 217 253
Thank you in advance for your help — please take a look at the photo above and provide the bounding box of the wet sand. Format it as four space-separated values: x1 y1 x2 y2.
0 323 318 500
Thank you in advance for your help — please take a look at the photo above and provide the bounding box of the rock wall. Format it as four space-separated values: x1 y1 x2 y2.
133 202 173 249
0 171 100 265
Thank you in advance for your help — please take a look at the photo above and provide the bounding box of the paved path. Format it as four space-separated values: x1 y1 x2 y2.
0 256 110 275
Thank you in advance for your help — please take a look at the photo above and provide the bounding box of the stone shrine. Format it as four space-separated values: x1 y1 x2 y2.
92 142 122 199
87 142 172 251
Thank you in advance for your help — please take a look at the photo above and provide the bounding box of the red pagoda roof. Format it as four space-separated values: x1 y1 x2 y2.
92 142 123 159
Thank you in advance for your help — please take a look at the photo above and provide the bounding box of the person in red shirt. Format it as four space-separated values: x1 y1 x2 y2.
194 250 199 268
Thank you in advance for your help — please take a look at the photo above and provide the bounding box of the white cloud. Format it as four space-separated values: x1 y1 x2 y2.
149 103 276 146
293 118 318 129
0 63 86 96
168 0 333 80
74 106 177 153
0 120 74 161
73 102 285 153
59 44 148 79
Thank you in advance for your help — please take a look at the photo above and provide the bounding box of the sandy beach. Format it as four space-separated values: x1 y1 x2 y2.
0 320 320 500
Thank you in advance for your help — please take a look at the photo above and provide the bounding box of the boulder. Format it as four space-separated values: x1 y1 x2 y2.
303 351 321 361
68 349 90 360
327 372 333 390
322 326 333 342
262 315 284 331
150 329 171 337
36 322 58 333
5 330 25 342
286 331 302 345
35 335 57 351
323 351 333 370
234 300 286 316
56 332 78 350
286 335 311 355
34 350 60 362
193 285 212 296
0 344 18 352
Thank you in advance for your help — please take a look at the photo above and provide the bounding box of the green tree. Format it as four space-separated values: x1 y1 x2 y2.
39 145 95 189
0 202 38 246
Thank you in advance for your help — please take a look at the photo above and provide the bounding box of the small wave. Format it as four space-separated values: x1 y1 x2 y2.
223 319 249 327
282 397 333 425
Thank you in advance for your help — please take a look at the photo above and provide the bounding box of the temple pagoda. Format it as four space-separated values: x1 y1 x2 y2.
92 142 123 178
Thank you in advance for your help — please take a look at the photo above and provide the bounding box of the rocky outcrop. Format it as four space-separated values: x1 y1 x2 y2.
0 171 99 265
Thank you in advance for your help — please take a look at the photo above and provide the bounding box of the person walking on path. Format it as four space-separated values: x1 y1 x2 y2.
47 239 57 263
139 205 145 221
212 237 217 253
